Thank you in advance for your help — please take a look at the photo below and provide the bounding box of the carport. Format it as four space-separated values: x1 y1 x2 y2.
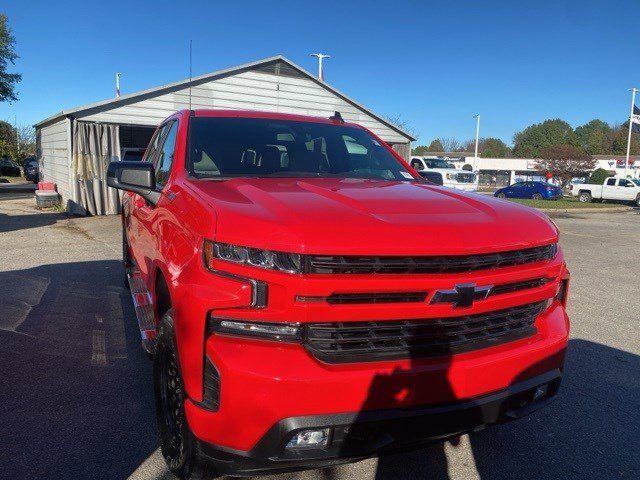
34 55 415 215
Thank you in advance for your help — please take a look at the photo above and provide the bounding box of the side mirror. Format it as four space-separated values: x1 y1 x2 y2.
107 161 160 205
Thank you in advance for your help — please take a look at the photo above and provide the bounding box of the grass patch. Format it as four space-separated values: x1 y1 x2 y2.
504 197 625 209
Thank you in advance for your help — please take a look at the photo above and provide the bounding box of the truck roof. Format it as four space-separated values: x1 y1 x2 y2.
189 109 362 129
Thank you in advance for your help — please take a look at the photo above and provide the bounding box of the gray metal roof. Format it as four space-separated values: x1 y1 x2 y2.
35 55 415 141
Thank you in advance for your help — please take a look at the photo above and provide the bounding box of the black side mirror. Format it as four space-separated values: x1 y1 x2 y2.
107 161 160 205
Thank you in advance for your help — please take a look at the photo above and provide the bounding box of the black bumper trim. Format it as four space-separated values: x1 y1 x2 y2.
197 369 562 476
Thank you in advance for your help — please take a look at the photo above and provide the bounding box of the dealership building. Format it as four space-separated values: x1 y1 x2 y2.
35 56 414 215
439 154 640 186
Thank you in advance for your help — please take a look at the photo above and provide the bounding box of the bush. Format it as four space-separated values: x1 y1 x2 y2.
588 168 614 184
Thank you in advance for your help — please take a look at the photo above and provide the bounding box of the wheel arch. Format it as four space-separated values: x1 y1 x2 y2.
154 267 172 323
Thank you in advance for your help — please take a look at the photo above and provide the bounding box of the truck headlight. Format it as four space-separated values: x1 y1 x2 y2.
204 241 303 273
208 317 302 342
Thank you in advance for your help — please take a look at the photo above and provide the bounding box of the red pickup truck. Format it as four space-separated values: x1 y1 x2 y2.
107 109 570 479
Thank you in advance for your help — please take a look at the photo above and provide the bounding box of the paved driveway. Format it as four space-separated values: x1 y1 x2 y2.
0 198 638 480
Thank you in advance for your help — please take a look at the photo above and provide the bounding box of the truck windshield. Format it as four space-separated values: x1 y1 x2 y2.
187 117 414 181
632 179 640 186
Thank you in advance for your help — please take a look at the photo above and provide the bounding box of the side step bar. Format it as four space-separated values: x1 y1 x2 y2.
127 268 157 355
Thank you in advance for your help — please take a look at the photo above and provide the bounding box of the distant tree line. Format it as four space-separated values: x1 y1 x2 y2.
0 120 36 165
412 118 640 159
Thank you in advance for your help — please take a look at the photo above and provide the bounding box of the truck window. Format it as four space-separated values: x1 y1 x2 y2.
143 126 166 164
606 178 616 186
618 179 630 187
155 121 178 186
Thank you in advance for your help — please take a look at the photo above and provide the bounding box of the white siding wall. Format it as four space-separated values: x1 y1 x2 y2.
78 70 409 144
38 118 72 203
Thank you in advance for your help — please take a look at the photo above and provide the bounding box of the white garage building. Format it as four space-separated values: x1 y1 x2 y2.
35 56 414 215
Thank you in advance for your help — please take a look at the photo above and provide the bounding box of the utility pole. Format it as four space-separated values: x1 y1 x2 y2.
115 73 122 97
473 114 481 170
625 88 638 178
310 53 330 81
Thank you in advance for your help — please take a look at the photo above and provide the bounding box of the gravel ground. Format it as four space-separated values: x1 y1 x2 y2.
0 197 638 480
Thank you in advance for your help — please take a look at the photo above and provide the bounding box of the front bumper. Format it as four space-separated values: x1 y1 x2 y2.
185 302 568 452
196 369 563 476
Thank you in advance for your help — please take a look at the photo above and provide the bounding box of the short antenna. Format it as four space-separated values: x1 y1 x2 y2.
188 40 193 110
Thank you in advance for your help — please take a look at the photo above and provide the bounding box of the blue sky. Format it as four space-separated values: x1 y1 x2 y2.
1 0 639 145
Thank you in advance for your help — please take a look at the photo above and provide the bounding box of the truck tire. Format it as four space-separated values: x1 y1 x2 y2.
636 195 640 207
154 311 214 480
578 191 592 203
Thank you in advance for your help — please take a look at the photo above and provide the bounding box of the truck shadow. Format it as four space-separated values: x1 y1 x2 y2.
363 338 639 480
0 260 157 480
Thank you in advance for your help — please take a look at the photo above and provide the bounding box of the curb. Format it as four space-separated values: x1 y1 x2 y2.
538 207 633 214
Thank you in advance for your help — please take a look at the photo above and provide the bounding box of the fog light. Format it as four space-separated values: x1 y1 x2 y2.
286 428 331 449
533 384 549 401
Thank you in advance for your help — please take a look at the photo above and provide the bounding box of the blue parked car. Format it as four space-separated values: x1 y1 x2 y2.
494 181 563 200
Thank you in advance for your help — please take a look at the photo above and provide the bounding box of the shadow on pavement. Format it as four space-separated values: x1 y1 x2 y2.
0 260 156 480
0 211 64 233
361 338 638 480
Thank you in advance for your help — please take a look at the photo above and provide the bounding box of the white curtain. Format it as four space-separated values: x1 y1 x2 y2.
72 121 121 215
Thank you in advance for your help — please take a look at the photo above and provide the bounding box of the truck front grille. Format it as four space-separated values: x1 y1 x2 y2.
305 244 557 274
303 302 544 363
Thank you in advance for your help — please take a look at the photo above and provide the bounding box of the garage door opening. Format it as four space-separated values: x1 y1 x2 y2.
119 125 155 161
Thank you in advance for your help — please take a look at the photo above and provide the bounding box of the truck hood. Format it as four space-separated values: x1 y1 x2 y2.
188 178 558 255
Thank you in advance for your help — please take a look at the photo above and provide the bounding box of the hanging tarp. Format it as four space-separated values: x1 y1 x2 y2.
72 121 121 215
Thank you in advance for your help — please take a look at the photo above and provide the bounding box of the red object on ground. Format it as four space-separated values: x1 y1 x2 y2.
111 109 571 477
546 172 553 180
37 181 56 191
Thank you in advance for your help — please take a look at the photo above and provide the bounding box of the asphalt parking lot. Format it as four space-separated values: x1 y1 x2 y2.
0 197 638 480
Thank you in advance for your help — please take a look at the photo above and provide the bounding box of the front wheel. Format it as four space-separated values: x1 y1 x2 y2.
578 192 592 203
154 311 213 479
532 193 543 200
497 192 506 198
635 195 640 207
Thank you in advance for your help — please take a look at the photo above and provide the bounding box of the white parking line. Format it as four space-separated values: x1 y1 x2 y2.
91 329 107 366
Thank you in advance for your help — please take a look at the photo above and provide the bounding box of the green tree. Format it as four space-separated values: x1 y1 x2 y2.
512 119 579 158
412 145 429 155
588 168 615 184
611 123 640 155
0 120 17 158
575 119 614 155
427 139 444 152
479 137 511 157
0 14 21 102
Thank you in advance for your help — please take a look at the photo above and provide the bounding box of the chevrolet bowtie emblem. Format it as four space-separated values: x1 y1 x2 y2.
430 283 492 308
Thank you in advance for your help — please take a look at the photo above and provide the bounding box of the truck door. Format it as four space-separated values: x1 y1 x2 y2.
602 177 617 199
137 120 178 282
127 124 167 279
617 179 634 200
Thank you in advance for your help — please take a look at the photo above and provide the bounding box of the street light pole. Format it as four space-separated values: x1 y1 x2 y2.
310 53 330 81
115 73 122 97
473 114 481 170
624 88 638 178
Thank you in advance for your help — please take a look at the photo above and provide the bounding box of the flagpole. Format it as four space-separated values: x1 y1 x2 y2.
625 88 638 178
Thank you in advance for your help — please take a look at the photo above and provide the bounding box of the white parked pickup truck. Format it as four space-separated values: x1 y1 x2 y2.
571 177 640 206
